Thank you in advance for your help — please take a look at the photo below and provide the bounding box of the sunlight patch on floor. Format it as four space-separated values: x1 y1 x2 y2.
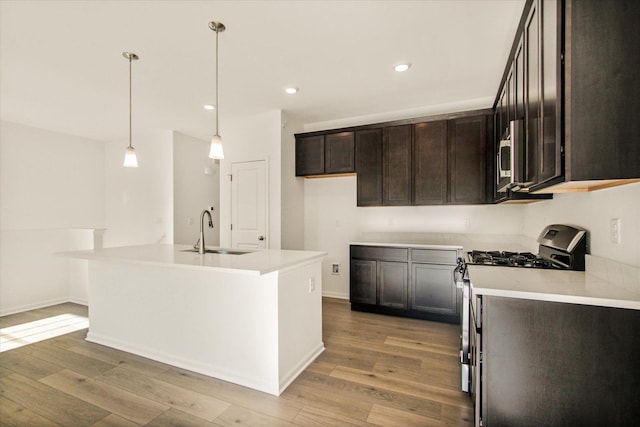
0 313 88 352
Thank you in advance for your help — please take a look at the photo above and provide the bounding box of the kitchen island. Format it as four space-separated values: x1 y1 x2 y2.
63 244 326 396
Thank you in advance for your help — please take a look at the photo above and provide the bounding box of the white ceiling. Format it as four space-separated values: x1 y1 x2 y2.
1 0 525 142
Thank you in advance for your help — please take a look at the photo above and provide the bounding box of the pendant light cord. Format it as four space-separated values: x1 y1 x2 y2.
128 55 133 149
215 27 219 136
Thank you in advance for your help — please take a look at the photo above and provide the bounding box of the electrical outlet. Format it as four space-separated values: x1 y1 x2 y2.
332 263 340 275
610 218 621 244
308 277 315 293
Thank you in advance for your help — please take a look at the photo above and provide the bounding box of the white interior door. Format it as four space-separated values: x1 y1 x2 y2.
231 160 268 249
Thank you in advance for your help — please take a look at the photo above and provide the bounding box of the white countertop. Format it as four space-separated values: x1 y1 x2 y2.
62 244 327 276
350 242 463 251
469 264 640 310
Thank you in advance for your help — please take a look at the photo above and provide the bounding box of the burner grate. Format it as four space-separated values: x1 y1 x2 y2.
468 250 562 269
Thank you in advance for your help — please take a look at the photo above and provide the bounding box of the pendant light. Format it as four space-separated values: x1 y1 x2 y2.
208 21 225 159
122 52 139 167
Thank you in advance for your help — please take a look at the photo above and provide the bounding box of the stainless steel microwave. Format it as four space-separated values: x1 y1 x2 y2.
497 120 526 192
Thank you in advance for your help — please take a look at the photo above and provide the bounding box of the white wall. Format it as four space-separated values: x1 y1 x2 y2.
303 176 526 298
172 131 220 246
103 129 174 247
0 121 105 229
219 110 282 249
523 183 640 267
281 113 305 250
0 121 105 314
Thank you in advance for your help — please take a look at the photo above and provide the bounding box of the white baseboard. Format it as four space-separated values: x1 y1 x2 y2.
322 290 349 300
0 297 69 317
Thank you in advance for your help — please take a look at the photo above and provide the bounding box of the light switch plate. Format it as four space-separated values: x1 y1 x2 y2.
610 218 621 244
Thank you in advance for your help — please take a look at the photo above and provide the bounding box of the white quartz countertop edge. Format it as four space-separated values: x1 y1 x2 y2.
472 286 640 311
350 242 463 251
60 244 327 276
468 265 640 311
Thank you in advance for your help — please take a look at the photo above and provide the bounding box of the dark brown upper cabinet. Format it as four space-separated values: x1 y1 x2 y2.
413 120 448 205
495 0 640 194
295 135 324 176
355 129 383 206
325 132 355 174
382 125 412 206
295 131 355 177
449 116 489 204
295 110 493 206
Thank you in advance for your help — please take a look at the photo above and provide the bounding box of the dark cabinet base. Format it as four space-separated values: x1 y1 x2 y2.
350 302 460 324
482 296 640 426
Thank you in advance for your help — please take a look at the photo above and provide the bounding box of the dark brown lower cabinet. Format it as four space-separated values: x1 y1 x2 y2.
479 296 640 426
350 245 460 323
378 261 408 309
411 263 458 317
349 259 376 305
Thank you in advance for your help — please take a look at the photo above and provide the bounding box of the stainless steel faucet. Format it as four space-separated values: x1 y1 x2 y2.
194 208 214 254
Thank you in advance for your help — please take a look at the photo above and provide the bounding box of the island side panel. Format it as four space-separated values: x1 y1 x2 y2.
277 260 325 394
86 260 281 395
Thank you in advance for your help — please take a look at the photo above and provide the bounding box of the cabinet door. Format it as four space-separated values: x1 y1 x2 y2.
411 263 457 316
325 132 355 174
383 125 412 206
295 135 324 176
413 121 447 205
378 261 408 309
524 1 540 184
514 37 525 121
355 129 383 206
448 116 488 204
350 259 377 305
539 0 561 184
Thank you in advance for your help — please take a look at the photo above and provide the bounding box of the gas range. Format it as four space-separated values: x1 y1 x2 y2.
467 250 558 269
466 224 588 271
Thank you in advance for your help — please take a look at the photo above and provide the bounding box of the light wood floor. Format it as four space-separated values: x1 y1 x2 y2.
0 298 473 426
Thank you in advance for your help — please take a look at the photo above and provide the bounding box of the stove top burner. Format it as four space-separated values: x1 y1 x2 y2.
468 250 559 269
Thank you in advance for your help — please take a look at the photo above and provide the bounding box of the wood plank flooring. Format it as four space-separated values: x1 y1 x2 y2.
0 298 473 426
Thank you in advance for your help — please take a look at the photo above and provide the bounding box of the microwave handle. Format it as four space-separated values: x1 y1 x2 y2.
498 138 512 178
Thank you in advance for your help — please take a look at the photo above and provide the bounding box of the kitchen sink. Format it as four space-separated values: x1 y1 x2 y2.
181 248 252 255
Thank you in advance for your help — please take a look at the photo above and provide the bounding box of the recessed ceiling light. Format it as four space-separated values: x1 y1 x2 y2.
285 87 298 94
394 63 411 72
203 104 215 110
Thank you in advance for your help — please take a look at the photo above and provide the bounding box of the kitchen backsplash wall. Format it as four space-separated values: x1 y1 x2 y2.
303 176 525 299
304 176 640 299
523 183 640 268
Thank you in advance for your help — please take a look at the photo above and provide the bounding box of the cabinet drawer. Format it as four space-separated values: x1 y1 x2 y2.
411 249 457 264
350 246 408 262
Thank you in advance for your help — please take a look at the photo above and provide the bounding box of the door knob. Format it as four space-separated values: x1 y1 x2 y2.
258 236 265 241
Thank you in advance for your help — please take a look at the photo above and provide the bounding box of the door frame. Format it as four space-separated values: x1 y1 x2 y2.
230 158 270 249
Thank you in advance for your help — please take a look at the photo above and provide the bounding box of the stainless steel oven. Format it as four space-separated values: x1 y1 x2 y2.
454 258 471 393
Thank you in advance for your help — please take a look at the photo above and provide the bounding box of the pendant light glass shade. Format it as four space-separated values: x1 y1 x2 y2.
122 51 139 168
209 134 224 159
123 146 138 167
208 21 225 159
